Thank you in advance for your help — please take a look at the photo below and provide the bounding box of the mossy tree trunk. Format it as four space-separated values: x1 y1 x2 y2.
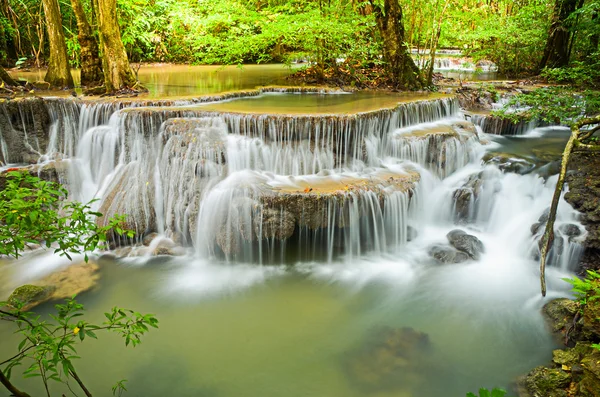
369 0 423 90
539 116 600 296
42 0 74 88
97 0 138 93
70 0 103 87
539 0 581 70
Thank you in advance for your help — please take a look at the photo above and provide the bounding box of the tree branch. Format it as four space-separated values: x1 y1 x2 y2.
0 368 31 397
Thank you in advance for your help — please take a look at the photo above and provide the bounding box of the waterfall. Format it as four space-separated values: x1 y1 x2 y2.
0 92 584 271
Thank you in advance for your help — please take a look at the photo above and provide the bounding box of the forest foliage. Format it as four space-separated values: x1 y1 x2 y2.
0 0 599 80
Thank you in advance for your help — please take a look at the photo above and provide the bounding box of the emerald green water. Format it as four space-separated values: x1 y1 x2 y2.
0 252 567 397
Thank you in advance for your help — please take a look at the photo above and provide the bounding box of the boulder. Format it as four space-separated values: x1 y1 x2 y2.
446 229 484 260
429 245 470 264
559 224 582 239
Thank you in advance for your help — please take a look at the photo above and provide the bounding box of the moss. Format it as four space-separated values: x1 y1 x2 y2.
524 367 571 396
553 349 581 367
7 284 55 310
543 298 580 334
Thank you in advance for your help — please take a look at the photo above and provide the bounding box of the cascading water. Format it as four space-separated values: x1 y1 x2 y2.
6 92 582 273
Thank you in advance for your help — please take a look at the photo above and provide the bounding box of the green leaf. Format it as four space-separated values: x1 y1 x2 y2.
479 388 491 397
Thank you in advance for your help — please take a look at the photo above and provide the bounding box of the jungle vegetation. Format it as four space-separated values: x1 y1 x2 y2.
0 0 598 91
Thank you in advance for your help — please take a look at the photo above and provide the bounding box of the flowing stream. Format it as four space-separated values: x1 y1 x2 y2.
0 87 583 397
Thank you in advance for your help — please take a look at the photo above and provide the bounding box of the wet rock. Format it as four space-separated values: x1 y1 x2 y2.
539 208 551 224
542 298 579 335
559 224 582 239
452 173 483 222
0 97 51 164
482 152 535 174
565 151 600 273
254 208 296 240
531 222 543 235
143 232 159 246
521 367 571 397
7 285 55 311
343 326 431 391
429 245 470 264
114 246 133 257
151 239 186 256
580 351 600 396
446 229 484 260
552 349 580 367
583 279 600 339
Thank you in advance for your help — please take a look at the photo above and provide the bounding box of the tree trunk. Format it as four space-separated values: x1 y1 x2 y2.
369 0 422 90
539 0 580 70
70 0 103 87
97 0 138 93
42 0 74 88
0 65 17 86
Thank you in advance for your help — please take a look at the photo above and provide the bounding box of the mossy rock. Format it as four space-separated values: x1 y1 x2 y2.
543 298 580 335
7 284 55 310
583 281 600 339
579 350 600 397
523 367 571 397
553 349 580 367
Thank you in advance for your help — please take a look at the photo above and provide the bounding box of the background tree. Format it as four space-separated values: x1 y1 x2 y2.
97 0 138 92
70 0 103 87
539 0 583 70
41 0 74 88
368 0 423 89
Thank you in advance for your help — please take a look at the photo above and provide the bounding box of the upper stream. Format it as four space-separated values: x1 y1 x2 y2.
0 84 583 396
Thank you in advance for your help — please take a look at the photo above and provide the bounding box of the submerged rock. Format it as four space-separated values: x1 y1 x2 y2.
343 326 431 391
5 260 99 311
428 245 470 264
446 229 484 260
